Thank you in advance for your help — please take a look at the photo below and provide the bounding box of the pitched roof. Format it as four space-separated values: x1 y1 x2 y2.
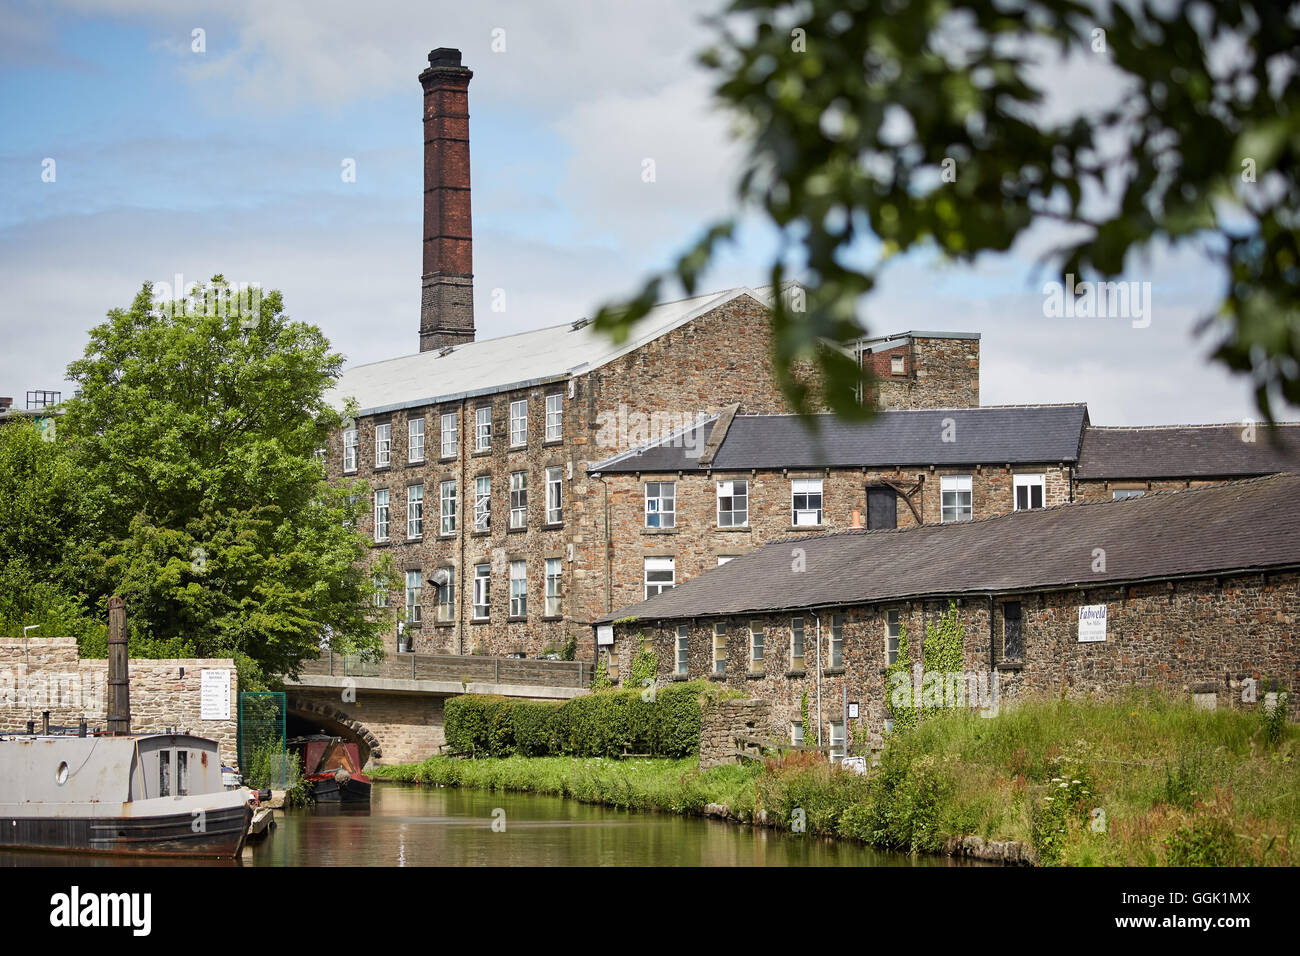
326 285 780 417
588 403 1089 473
1076 423 1300 479
595 473 1300 623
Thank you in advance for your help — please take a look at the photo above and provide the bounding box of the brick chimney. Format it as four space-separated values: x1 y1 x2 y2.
419 48 475 351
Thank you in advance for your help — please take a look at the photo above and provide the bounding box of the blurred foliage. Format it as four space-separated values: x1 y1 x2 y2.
592 0 1299 419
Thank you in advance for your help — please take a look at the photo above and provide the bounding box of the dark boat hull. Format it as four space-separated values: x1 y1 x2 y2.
309 776 371 804
0 803 252 858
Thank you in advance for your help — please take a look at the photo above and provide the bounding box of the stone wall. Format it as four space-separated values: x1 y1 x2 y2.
698 698 772 769
1073 477 1233 502
614 569 1298 746
0 638 239 765
865 335 980 410
287 687 445 767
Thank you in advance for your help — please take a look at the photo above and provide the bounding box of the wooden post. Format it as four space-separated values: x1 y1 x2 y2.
106 596 130 735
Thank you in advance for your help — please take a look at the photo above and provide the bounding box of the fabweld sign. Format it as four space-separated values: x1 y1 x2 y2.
1077 604 1107 643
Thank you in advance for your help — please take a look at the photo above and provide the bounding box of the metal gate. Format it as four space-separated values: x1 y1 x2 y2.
237 691 287 789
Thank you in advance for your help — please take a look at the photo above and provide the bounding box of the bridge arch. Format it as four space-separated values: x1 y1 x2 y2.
286 695 383 766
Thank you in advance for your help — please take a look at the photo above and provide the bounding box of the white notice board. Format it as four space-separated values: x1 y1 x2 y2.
201 669 231 720
596 625 614 646
1077 604 1107 643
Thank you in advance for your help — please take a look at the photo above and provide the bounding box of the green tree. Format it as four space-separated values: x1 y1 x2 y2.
60 277 392 679
593 0 1299 419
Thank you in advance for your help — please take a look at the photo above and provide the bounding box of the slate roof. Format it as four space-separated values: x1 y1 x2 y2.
327 285 784 417
595 473 1300 623
588 404 1089 473
1076 423 1300 479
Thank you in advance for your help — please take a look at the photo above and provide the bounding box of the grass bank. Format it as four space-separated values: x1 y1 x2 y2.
374 691 1298 865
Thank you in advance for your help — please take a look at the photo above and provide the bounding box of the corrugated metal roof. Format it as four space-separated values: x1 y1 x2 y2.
596 473 1300 623
588 404 1089 472
1076 423 1300 479
326 285 776 416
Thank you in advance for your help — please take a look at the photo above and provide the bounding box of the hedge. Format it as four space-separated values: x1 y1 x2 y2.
444 681 718 758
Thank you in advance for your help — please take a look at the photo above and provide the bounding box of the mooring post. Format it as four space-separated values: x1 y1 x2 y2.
106 595 130 735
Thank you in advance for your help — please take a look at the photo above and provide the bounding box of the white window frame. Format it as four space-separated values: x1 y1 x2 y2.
436 568 455 622
440 412 458 459
829 613 844 668
374 423 392 468
407 484 423 538
544 558 562 617
343 428 357 473
791 478 823 526
940 474 973 523
750 624 764 670
829 721 845 760
717 479 749 527
545 466 563 524
373 572 388 607
644 556 675 599
475 406 492 451
712 622 728 675
675 624 689 676
472 564 490 619
509 560 527 617
886 609 901 666
545 393 563 442
440 480 457 535
645 481 676 529
373 489 389 542
1014 473 1045 511
509 400 527 447
405 570 422 624
717 555 738 566
791 616 805 668
509 471 528 528
791 722 804 746
408 417 425 462
474 475 491 531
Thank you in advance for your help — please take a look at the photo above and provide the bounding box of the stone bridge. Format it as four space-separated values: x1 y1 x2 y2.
283 652 591 766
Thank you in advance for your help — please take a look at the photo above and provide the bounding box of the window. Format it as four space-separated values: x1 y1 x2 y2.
344 493 358 530
1014 473 1045 510
405 570 422 624
545 558 562 616
791 722 804 746
1113 488 1144 500
717 555 738 566
645 481 676 528
373 573 388 607
375 423 391 467
791 616 805 669
717 479 748 527
940 474 973 523
644 556 675 598
475 406 492 451
159 749 171 798
509 471 528 528
829 721 845 760
408 417 425 462
509 400 527 446
867 486 897 529
829 614 844 668
792 478 823 526
177 750 188 796
509 560 527 617
437 568 455 622
343 428 357 473
750 624 764 671
890 354 905 375
675 624 689 675
440 480 457 534
886 609 901 666
712 622 728 675
314 447 326 466
1003 601 1023 660
546 466 563 524
407 484 423 538
473 564 490 619
440 412 458 459
374 489 390 542
545 393 563 441
474 476 491 531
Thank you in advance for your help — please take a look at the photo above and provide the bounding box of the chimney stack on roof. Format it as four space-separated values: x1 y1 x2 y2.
419 47 476 352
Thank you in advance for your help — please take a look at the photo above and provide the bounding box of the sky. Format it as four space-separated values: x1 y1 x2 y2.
0 0 1289 426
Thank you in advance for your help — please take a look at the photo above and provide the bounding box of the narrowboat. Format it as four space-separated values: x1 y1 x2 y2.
289 735 371 804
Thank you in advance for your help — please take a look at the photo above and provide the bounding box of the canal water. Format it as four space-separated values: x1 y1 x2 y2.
0 783 975 867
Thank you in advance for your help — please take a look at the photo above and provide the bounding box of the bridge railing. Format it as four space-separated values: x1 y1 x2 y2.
299 651 589 689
